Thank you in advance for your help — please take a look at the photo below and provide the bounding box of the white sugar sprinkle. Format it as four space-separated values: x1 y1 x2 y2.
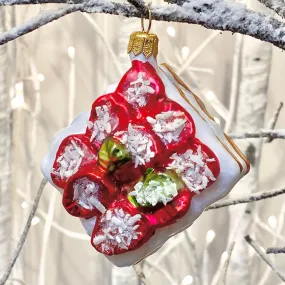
52 140 84 181
147 111 187 144
125 72 155 107
89 104 118 143
73 177 106 213
115 124 155 168
93 208 142 254
167 146 216 194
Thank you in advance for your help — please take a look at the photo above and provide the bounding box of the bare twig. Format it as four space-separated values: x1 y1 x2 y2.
229 129 285 139
254 213 285 243
16 188 90 240
244 235 285 282
266 246 285 254
177 31 220 76
82 14 123 76
1 0 285 52
224 34 243 133
257 201 285 285
0 178 47 285
220 242 236 285
206 186 285 211
144 259 179 285
133 262 150 285
266 102 283 143
211 241 236 285
38 191 57 285
184 232 201 285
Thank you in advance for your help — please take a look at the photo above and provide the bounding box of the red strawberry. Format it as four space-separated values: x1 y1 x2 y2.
148 189 194 228
166 138 220 194
86 94 130 150
116 60 166 120
113 123 163 172
91 198 153 255
62 166 118 219
145 99 195 152
51 134 97 189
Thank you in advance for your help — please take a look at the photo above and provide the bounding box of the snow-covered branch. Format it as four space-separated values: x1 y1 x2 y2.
266 246 285 254
0 0 82 4
229 129 285 139
266 102 283 143
2 0 285 52
244 235 285 282
257 0 285 18
211 241 236 285
0 4 81 45
206 186 285 210
0 178 47 285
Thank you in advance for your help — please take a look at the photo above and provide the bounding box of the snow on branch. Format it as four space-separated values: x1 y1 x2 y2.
0 4 82 45
0 0 82 4
2 0 285 51
266 246 285 254
0 178 47 285
245 235 285 282
206 186 285 210
229 129 285 140
266 102 283 143
256 0 285 19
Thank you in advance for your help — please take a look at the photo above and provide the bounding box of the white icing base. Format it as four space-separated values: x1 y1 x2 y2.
41 53 248 267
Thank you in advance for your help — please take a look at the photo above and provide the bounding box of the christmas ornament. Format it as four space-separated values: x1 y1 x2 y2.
41 9 250 266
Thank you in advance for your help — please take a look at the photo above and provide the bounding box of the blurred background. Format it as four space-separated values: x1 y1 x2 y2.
1 1 285 284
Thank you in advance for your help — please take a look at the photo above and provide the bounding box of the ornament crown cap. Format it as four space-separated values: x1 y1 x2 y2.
127 31 159 59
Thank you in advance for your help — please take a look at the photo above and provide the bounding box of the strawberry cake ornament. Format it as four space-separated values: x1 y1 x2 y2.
41 10 250 266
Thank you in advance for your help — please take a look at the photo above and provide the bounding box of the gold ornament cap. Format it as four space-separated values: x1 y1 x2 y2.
127 31 159 59
127 5 158 59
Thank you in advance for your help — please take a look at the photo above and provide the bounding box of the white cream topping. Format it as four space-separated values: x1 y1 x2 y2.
130 178 178 206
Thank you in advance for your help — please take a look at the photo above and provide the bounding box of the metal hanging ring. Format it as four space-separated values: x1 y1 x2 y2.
141 3 152 34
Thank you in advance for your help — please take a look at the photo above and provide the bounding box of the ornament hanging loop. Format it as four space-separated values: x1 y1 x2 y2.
141 3 152 34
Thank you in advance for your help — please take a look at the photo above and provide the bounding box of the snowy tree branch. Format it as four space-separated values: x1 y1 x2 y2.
0 4 81 45
206 186 285 210
266 246 285 254
219 242 236 285
0 178 47 285
229 129 285 139
266 102 283 143
2 0 285 52
0 0 82 4
244 235 285 282
256 0 285 18
126 0 146 13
